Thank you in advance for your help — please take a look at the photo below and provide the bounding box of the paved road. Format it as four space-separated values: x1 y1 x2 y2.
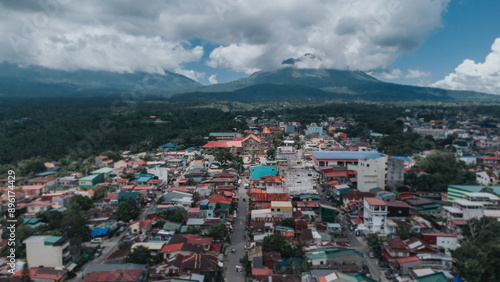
67 200 157 281
224 179 248 282
317 186 388 282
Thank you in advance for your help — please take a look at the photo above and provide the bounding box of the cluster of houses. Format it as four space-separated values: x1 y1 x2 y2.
0 111 499 282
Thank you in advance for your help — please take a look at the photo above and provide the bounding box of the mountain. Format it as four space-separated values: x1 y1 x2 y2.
177 68 498 102
0 62 202 97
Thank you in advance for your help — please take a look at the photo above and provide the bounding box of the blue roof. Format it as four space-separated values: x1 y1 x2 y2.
91 227 110 237
136 176 152 182
391 155 414 162
312 152 385 160
379 192 395 198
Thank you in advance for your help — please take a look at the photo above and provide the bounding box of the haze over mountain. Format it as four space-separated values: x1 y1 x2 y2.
0 62 202 97
0 62 498 102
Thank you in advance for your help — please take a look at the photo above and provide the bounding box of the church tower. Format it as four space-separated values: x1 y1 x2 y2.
261 126 272 152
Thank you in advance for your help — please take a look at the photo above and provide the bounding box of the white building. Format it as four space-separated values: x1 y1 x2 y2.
147 166 169 183
476 171 497 186
442 199 484 222
357 155 388 192
363 197 388 234
24 236 71 269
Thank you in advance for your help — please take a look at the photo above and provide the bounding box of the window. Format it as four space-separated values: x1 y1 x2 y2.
277 208 281 212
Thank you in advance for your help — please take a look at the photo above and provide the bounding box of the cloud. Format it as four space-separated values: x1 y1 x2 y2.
372 68 403 80
208 74 218 84
432 38 500 95
0 0 450 76
406 69 431 79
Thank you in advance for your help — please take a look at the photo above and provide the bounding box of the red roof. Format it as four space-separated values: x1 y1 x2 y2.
139 220 152 229
451 219 467 226
243 134 261 143
208 194 232 204
161 243 184 253
252 193 289 202
96 155 108 159
21 185 45 190
83 270 143 281
29 177 57 183
365 197 387 206
352 218 362 225
203 140 242 148
13 268 67 280
396 256 420 264
252 268 273 275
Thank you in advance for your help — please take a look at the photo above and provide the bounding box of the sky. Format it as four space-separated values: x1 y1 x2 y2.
1 0 499 94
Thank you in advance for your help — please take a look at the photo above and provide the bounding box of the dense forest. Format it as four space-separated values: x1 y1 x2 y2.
1 95 500 178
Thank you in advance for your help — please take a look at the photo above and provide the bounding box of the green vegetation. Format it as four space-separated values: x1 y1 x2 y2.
160 207 187 223
453 217 500 282
408 152 476 192
205 223 229 241
115 200 140 222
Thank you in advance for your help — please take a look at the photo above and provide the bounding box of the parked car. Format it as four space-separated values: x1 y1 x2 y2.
95 249 102 257
91 238 103 244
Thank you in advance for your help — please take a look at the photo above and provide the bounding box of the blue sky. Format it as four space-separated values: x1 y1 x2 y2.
0 0 499 94
388 0 500 88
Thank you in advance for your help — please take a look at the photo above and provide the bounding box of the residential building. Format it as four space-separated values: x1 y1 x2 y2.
357 155 388 192
24 236 71 269
250 165 278 180
363 197 388 233
387 157 404 182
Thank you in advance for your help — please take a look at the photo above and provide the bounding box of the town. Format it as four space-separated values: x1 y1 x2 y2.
0 107 499 282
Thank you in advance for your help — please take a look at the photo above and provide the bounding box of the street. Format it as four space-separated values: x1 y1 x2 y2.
224 178 249 282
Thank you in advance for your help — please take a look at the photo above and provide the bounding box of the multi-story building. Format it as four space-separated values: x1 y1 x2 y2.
357 155 388 192
311 151 386 170
387 157 405 182
363 197 388 233
24 236 71 269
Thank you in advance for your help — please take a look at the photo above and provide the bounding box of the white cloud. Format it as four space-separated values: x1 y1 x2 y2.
432 38 500 95
372 68 403 79
0 0 450 76
406 69 431 79
208 74 218 84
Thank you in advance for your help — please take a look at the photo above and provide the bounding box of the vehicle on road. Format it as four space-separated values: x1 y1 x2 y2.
91 238 103 244
369 251 375 258
231 248 235 253
95 249 102 257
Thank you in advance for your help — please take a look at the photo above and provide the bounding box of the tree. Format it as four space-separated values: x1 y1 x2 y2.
93 186 107 201
141 154 154 162
185 178 197 186
480 187 497 195
21 263 30 282
116 200 140 222
161 207 187 223
127 245 152 264
453 217 500 282
396 226 420 240
206 223 228 241
100 150 122 161
282 218 296 229
191 192 201 207
366 233 381 248
266 148 276 160
63 203 91 245
262 234 293 258
68 194 94 211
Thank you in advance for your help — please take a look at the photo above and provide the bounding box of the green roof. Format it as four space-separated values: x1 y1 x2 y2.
306 249 364 260
417 272 449 282
209 132 239 136
118 191 139 202
163 221 182 231
92 167 114 174
448 185 500 193
80 174 101 181
44 236 63 246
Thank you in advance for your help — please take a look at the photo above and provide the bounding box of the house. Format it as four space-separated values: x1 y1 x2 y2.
306 248 365 268
270 201 293 218
252 175 283 193
21 185 45 198
24 236 71 269
118 191 141 206
28 177 57 191
91 167 116 180
79 174 104 189
129 219 152 235
83 263 148 282
421 233 459 251
150 253 219 278
363 197 388 233
12 267 68 282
